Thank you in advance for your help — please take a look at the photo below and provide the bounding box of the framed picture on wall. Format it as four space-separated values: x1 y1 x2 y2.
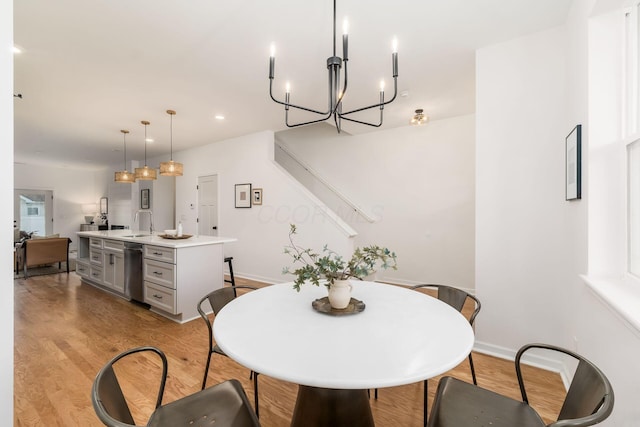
565 124 582 200
252 188 263 205
141 188 150 209
235 183 252 208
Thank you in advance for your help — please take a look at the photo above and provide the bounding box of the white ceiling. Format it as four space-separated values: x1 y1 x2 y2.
13 0 572 171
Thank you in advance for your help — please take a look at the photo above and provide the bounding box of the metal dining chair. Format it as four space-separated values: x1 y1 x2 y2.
197 286 260 417
373 283 481 427
427 343 614 427
91 346 261 427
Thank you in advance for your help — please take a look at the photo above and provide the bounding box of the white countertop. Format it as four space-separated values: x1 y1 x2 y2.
77 229 237 248
213 281 474 390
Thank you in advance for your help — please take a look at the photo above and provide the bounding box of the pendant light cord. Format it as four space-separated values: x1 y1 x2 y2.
170 113 173 161
144 122 148 166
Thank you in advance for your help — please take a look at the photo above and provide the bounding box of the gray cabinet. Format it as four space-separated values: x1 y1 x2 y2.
103 240 125 293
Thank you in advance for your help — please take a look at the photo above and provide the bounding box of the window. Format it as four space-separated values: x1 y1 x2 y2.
630 139 640 277
625 5 640 278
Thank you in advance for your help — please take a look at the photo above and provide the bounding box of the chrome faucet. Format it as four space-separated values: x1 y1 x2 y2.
134 209 154 234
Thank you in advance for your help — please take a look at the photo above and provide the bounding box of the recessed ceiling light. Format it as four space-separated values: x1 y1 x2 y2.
13 46 22 54
145 138 154 143
215 115 225 120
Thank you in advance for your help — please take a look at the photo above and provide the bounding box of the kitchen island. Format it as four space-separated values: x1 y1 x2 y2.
76 230 236 323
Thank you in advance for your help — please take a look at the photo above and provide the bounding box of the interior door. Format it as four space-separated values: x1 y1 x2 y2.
197 175 218 236
14 189 54 238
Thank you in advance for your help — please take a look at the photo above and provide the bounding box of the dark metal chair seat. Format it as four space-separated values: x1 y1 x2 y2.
428 376 546 427
91 346 260 427
427 343 614 427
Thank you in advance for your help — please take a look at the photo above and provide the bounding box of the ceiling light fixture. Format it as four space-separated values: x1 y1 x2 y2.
115 129 135 183
134 120 157 180
159 110 183 176
268 0 398 133
411 108 428 126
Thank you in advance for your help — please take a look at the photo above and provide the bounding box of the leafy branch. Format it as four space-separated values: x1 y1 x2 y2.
283 224 398 291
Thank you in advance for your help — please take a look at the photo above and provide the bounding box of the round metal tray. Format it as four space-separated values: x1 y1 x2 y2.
311 297 366 316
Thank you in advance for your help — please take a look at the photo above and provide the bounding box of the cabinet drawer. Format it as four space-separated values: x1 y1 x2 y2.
103 239 124 252
76 261 90 278
89 238 103 249
90 248 103 265
89 265 103 282
144 281 177 314
143 259 176 289
144 245 176 263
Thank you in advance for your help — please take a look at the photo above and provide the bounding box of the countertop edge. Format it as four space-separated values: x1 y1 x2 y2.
76 230 237 248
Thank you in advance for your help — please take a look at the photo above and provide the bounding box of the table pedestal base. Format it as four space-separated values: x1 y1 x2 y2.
290 385 374 427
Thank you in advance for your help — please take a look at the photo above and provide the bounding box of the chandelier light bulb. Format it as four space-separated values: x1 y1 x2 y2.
392 38 398 53
380 80 385 92
270 43 276 58
286 82 291 93
343 18 349 35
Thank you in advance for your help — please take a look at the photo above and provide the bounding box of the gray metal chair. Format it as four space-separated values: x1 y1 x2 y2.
427 343 614 427
91 346 261 427
198 286 260 417
374 283 481 427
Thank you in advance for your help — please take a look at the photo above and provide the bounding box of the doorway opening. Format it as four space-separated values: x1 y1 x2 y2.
14 189 54 240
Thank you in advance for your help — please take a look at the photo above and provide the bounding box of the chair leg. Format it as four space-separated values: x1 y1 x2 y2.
469 353 477 385
423 379 428 427
374 388 378 399
253 371 260 418
224 257 237 297
202 351 213 390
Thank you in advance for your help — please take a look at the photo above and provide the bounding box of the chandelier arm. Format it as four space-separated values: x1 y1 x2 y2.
338 113 383 128
331 60 348 116
270 79 331 115
340 77 398 116
285 114 335 128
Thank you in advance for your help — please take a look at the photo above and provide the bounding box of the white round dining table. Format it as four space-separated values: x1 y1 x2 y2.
213 281 474 427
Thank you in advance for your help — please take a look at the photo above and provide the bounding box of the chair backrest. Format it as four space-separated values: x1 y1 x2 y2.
412 284 481 325
197 286 258 346
516 343 614 427
92 346 167 427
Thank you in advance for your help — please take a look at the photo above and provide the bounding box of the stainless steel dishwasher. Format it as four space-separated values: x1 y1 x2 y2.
124 242 144 303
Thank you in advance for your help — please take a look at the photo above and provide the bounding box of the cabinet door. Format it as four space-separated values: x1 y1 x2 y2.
103 251 125 293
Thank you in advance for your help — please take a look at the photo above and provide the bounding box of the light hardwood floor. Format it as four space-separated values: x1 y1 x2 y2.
14 272 565 426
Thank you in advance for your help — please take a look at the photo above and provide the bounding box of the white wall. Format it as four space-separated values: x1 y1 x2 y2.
14 164 106 250
277 115 476 288
175 130 354 284
476 23 571 355
476 0 640 423
2 0 14 421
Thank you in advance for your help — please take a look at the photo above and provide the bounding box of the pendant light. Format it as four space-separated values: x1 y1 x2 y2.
134 120 157 180
114 129 136 183
159 109 184 176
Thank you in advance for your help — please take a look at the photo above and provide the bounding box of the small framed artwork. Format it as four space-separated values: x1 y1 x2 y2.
235 183 252 208
140 188 150 209
252 188 263 205
565 124 582 200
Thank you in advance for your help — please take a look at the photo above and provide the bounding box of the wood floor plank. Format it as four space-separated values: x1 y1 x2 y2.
14 273 565 426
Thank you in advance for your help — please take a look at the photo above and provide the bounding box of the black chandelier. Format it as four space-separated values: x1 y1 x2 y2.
268 0 398 133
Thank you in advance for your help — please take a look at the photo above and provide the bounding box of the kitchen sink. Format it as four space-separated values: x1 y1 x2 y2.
122 234 149 238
